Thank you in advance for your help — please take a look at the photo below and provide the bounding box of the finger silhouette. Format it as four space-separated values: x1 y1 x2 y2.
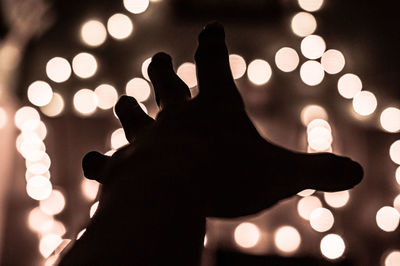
148 52 191 110
82 151 111 184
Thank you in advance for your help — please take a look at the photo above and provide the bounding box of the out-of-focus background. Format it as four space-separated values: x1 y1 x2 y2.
0 0 399 265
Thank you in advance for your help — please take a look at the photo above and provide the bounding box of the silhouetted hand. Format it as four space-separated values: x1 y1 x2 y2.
59 23 363 266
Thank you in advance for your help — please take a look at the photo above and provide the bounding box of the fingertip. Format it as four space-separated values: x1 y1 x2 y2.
115 95 138 117
198 21 225 43
82 151 109 183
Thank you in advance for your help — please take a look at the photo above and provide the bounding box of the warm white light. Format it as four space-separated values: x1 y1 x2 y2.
291 12 317 37
380 107 400 133
15 106 40 131
177 62 197 88
297 196 322 220
337 73 362 99
111 128 129 149
274 226 301 254
396 167 400 185
26 153 51 172
126 77 151 102
26 176 53 200
385 251 400 266
307 118 331 133
301 35 326 59
81 20 107 47
45 255 59 266
300 104 328 126
300 60 324 86
204 235 207 247
234 222 260 248
298 0 324 12
77 228 86 240
310 208 334 232
81 179 100 201
90 201 99 218
352 91 377 116
275 47 299 72
123 0 149 14
390 140 400 165
141 57 152 81
28 81 53 107
320 234 345 260
73 89 98 116
376 206 400 232
0 107 6 129
107 13 133 40
321 49 345 74
40 190 66 215
72 53 97 78
39 234 62 258
393 194 400 212
229 54 247 79
19 137 46 161
46 57 71 83
247 59 272 85
324 190 350 208
26 170 50 182
40 92 65 117
297 189 315 197
27 207 54 233
307 126 332 151
95 84 118 110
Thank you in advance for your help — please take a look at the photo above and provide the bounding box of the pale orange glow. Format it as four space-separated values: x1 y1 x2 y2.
141 57 152 81
204 235 207 247
310 207 334 232
77 228 86 240
81 179 100 200
111 128 129 149
123 0 149 14
321 49 345 74
300 60 324 86
40 92 65 117
25 170 50 182
291 12 317 37
301 35 326 59
307 118 331 133
380 107 400 133
324 190 350 208
46 57 72 83
275 47 299 72
107 13 133 40
41 220 66 237
28 207 54 233
396 167 400 185
32 120 47 140
81 20 107 47
376 206 400 232
393 194 400 212
139 103 148 114
307 126 333 151
385 250 400 266
126 78 151 102
300 104 328 126
274 226 301 254
297 189 315 197
297 196 322 220
177 62 197 88
39 234 62 258
26 176 52 200
40 189 66 215
90 201 99 218
247 59 272 85
0 107 6 129
352 91 377 116
390 140 400 165
45 255 59 266
298 0 324 12
234 222 260 248
73 89 98 115
27 81 53 107
95 84 118 110
72 53 98 79
26 152 50 169
337 73 362 99
320 234 345 259
20 137 46 161
15 106 40 131
229 54 247 79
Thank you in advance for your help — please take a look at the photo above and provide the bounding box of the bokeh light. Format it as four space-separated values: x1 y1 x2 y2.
123 0 149 14
27 207 54 233
396 166 400 185
26 152 51 172
321 49 345 74
45 255 59 266
275 47 299 72
393 194 400 212
352 91 377 116
26 170 50 182
77 228 86 240
337 73 362 99
298 0 324 12
307 125 333 151
320 234 345 260
95 84 118 110
42 220 66 237
39 234 62 258
274 226 301 254
291 12 317 37
19 137 46 161
40 92 65 117
300 104 328 126
81 179 100 201
27 81 53 107
26 175 53 200
0 107 6 129
14 106 40 131
111 128 129 149
301 35 326 59
177 62 197 88
234 222 260 248
297 189 315 197
307 118 331 133
380 107 400 133
72 53 98 79
385 251 400 266
46 57 71 83
390 140 400 165
141 57 152 81
300 60 324 86
39 189 66 215
73 89 98 116
80 20 107 47
376 206 400 232
324 190 350 208
247 59 272 85
310 207 334 232
297 196 322 220
107 13 133 40
90 201 99 218
126 77 151 102
229 54 247 79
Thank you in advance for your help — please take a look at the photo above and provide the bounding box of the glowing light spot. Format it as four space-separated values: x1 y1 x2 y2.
139 103 148 114
123 0 149 14
307 118 331 133
105 150 116 156
80 20 107 47
376 206 400 232
126 78 151 102
307 126 333 151
177 62 197 88
46 57 71 83
352 91 377 116
337 73 362 99
324 190 350 208
95 84 118 110
15 106 40 131
20 137 46 161
234 222 260 248
321 49 345 74
40 92 65 117
28 207 54 233
26 170 50 182
291 12 317 37
297 189 315 197
310 208 334 232
77 229 86 240
81 179 100 201
54 239 71 256
111 128 129 149
247 59 272 85
0 107 6 129
300 104 328 126
300 60 324 86
275 47 299 72
27 81 53 107
90 201 99 218
42 220 66 237
393 194 400 212
301 35 326 59
141 57 152 81
380 107 400 133
297 196 322 220
385 251 400 266
204 235 207 247
390 140 400 165
31 120 47 140
107 13 133 40
40 190 66 215
26 175 53 200
73 89 98 116
229 54 247 79
26 153 51 175
39 234 62 258
396 167 400 185
298 0 324 12
320 234 345 260
274 226 301 254
72 53 97 79
45 255 59 266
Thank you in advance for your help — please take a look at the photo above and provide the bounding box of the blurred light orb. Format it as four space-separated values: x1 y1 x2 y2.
28 81 53 107
310 208 334 232
275 47 299 72
90 201 99 218
300 104 328 126
297 195 322 220
111 128 129 149
390 140 400 165
45 255 59 266
177 62 197 88
352 91 377 116
229 54 247 79
72 53 97 78
26 152 50 168
123 0 149 14
396 166 400 185
300 60 324 86
301 35 326 59
32 120 47 140
274 226 301 254
39 234 62 258
46 57 72 83
81 179 100 201
141 57 152 81
107 13 133 40
321 49 345 74
77 228 86 240
73 89 98 116
204 235 207 247
40 190 66 215
126 77 151 102
380 107 400 133
26 175 53 200
324 190 350 208
291 12 317 37
307 118 331 133
15 106 40 131
28 207 54 233
337 73 362 99
42 220 66 237
26 170 50 182
234 222 260 248
247 59 272 85
81 20 107 47
385 251 400 266
297 189 315 197
95 84 118 110
393 194 400 212
307 126 333 151
20 137 46 161
376 206 400 232
298 0 324 12
40 92 65 117
320 234 345 260
0 107 6 129
27 162 51 176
